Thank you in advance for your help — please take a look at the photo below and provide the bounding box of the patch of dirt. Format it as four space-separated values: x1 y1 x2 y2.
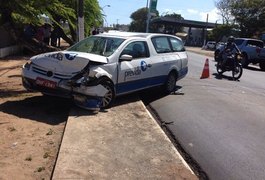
0 56 72 180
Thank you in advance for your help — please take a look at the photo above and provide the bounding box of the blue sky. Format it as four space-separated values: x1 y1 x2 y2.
98 0 221 26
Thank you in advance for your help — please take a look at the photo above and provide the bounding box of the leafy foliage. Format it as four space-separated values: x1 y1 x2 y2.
163 13 184 34
230 0 265 37
208 24 239 41
215 0 265 37
0 0 102 44
129 8 148 32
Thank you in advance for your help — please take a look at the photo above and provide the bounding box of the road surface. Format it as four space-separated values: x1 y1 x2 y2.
148 52 265 180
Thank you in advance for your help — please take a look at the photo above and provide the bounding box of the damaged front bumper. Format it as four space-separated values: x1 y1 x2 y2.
22 70 108 111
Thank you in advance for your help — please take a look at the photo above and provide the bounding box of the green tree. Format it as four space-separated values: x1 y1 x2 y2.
129 7 159 32
215 0 233 24
129 8 148 32
163 13 184 34
208 24 239 42
215 0 265 37
0 0 102 47
230 0 265 37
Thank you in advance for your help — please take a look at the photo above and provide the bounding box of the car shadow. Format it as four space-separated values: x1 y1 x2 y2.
139 85 184 105
0 86 180 121
0 95 72 125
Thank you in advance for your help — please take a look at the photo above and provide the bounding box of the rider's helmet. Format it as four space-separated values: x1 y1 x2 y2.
227 36 235 44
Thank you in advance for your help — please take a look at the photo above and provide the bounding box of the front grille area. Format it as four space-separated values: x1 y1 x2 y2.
32 64 77 80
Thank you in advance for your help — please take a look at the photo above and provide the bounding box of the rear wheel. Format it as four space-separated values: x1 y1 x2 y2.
164 72 177 94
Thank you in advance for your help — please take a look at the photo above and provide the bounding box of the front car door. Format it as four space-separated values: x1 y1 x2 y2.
116 41 154 95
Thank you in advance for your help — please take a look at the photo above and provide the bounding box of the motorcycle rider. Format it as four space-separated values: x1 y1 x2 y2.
220 36 241 67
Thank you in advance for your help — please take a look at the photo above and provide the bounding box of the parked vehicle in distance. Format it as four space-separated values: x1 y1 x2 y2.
215 38 265 70
203 41 216 50
22 32 188 110
216 42 225 50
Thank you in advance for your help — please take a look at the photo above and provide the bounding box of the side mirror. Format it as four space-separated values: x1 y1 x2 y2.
119 54 133 61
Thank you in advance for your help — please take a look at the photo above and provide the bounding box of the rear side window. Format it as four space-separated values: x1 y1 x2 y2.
169 37 185 52
246 40 264 48
152 36 185 53
151 37 172 53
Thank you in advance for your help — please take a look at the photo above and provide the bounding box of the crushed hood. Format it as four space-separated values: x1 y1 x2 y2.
31 51 108 74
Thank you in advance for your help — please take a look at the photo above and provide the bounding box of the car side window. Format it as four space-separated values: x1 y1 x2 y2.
151 37 172 53
169 37 185 52
120 41 149 59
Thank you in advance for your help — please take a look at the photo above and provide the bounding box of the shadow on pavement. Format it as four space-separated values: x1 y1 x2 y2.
0 95 72 125
212 73 240 81
139 85 183 105
0 86 178 122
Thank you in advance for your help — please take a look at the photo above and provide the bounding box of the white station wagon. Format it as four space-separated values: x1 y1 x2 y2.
22 32 188 110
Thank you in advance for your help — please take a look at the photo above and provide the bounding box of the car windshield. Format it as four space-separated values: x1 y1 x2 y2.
68 36 125 57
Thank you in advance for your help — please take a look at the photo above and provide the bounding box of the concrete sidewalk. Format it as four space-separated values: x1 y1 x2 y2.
52 96 198 179
186 46 214 58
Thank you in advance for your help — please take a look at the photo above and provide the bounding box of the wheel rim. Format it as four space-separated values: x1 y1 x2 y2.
101 84 113 108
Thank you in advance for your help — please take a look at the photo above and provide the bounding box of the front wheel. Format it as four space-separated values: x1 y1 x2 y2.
216 61 223 74
232 63 243 80
98 78 115 108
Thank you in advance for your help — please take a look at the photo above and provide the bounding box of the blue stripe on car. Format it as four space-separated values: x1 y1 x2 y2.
116 75 167 95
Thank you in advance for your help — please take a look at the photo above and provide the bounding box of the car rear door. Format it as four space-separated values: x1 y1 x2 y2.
151 36 187 81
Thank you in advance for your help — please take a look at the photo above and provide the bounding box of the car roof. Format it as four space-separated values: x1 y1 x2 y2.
98 31 181 40
236 38 263 42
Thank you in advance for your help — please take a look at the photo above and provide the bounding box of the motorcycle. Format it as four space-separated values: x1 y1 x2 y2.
216 52 243 80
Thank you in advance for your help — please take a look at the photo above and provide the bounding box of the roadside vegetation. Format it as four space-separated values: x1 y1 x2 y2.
209 0 265 41
0 0 102 53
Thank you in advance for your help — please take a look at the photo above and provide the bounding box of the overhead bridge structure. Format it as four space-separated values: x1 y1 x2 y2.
151 17 221 46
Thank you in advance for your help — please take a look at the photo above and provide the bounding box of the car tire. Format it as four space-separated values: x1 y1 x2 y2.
241 53 249 68
98 78 115 108
260 61 265 71
164 71 177 94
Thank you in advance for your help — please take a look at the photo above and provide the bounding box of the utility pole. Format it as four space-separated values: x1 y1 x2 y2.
146 0 150 33
116 19 119 29
203 13 209 46
78 0 84 41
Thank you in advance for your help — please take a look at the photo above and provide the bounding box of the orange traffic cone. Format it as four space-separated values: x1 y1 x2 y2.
200 58 210 79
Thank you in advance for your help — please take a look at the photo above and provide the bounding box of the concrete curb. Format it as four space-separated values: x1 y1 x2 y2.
139 100 195 175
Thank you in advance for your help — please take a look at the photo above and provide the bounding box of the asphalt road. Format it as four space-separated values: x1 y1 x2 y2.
148 52 265 180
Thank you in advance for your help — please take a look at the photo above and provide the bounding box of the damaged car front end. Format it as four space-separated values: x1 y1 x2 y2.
22 36 124 110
